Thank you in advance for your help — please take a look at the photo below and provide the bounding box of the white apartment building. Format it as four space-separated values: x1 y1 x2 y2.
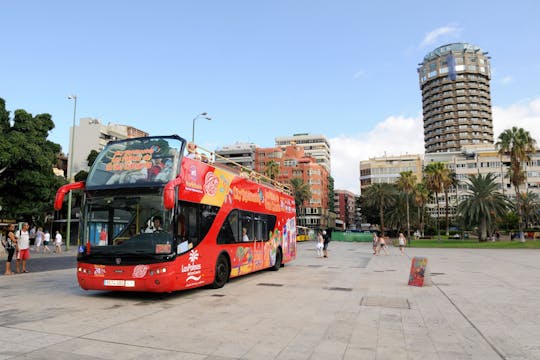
214 142 257 170
68 118 148 178
359 154 424 194
425 144 540 219
275 133 331 172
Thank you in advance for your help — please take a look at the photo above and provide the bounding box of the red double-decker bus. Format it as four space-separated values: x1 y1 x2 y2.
55 135 296 292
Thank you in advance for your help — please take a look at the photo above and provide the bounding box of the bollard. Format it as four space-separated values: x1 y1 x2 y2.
408 256 430 287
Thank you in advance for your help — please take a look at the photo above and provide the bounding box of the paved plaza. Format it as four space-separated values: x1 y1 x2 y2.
1 241 539 359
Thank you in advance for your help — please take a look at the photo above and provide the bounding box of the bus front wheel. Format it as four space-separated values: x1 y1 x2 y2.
211 254 230 289
271 248 282 271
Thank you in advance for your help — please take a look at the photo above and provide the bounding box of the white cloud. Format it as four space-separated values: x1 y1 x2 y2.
353 69 365 79
330 97 540 194
330 115 424 194
421 24 461 47
500 75 514 84
493 97 540 141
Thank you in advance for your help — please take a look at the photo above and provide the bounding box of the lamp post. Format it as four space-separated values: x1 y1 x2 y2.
66 94 77 250
191 112 211 143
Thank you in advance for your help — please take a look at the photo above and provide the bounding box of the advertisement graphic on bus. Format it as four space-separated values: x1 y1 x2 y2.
55 135 296 293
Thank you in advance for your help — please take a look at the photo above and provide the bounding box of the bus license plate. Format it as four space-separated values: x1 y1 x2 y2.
104 279 125 286
104 280 135 287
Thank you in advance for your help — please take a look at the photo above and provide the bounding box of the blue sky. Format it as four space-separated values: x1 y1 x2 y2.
2 1 539 193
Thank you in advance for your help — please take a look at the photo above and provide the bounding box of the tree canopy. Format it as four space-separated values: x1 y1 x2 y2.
457 173 509 241
0 98 64 223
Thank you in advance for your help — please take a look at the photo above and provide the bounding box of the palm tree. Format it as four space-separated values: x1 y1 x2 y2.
441 168 458 236
265 160 280 180
413 182 429 237
424 162 445 240
520 191 540 228
496 126 537 242
362 183 397 236
290 178 311 225
396 170 417 239
386 191 408 232
457 173 510 241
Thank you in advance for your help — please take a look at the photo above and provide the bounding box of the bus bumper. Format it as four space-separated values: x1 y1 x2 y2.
77 263 176 293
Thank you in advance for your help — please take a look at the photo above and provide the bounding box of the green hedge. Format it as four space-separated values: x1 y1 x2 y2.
331 232 373 242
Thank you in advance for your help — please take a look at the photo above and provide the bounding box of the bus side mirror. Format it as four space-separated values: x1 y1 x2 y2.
54 181 86 210
163 176 183 210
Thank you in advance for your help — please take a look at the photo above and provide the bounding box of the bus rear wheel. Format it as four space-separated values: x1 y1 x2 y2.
211 254 229 289
270 248 282 271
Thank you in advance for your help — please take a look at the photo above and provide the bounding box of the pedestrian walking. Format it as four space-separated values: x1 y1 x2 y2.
316 230 324 257
34 227 44 253
43 229 52 253
398 232 407 255
2 224 17 275
29 225 36 249
54 231 63 253
378 235 389 255
372 232 379 255
322 229 331 258
16 222 31 273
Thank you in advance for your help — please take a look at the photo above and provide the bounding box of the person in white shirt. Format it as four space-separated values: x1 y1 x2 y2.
34 227 44 253
43 230 52 253
316 230 324 257
242 227 250 242
54 231 63 253
145 216 164 233
16 222 31 273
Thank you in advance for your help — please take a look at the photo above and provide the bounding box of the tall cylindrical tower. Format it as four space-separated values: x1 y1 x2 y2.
418 43 494 153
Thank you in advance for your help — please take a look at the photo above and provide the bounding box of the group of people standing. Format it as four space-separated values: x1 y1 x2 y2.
2 223 64 275
372 232 407 256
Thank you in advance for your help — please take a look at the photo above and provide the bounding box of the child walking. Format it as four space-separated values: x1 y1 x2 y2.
398 232 407 255
316 230 324 257
378 236 390 255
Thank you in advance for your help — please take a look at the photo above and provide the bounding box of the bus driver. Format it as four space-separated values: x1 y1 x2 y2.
146 216 164 233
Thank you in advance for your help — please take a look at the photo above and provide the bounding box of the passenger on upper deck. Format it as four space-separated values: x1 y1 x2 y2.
155 159 174 182
185 142 201 160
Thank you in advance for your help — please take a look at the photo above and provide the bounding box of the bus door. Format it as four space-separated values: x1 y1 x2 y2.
238 212 257 274
251 213 267 271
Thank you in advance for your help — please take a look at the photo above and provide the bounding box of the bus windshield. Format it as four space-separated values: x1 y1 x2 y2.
81 192 173 256
85 136 184 189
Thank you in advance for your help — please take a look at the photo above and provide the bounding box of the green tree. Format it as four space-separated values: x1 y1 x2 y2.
358 194 379 225
290 178 311 225
264 160 279 180
74 149 100 182
386 191 408 232
424 162 445 240
441 168 459 236
396 170 417 239
457 173 509 241
0 98 63 223
496 126 537 242
361 183 397 236
520 191 540 228
413 182 429 236
327 175 335 213
87 149 99 167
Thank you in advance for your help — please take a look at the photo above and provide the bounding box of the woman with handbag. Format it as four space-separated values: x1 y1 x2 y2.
2 223 18 275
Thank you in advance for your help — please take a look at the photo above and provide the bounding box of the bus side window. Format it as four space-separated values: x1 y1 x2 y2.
218 210 239 244
178 202 218 249
240 211 253 242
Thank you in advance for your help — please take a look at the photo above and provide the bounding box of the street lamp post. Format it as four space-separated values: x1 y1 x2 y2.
66 95 77 251
191 112 211 143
